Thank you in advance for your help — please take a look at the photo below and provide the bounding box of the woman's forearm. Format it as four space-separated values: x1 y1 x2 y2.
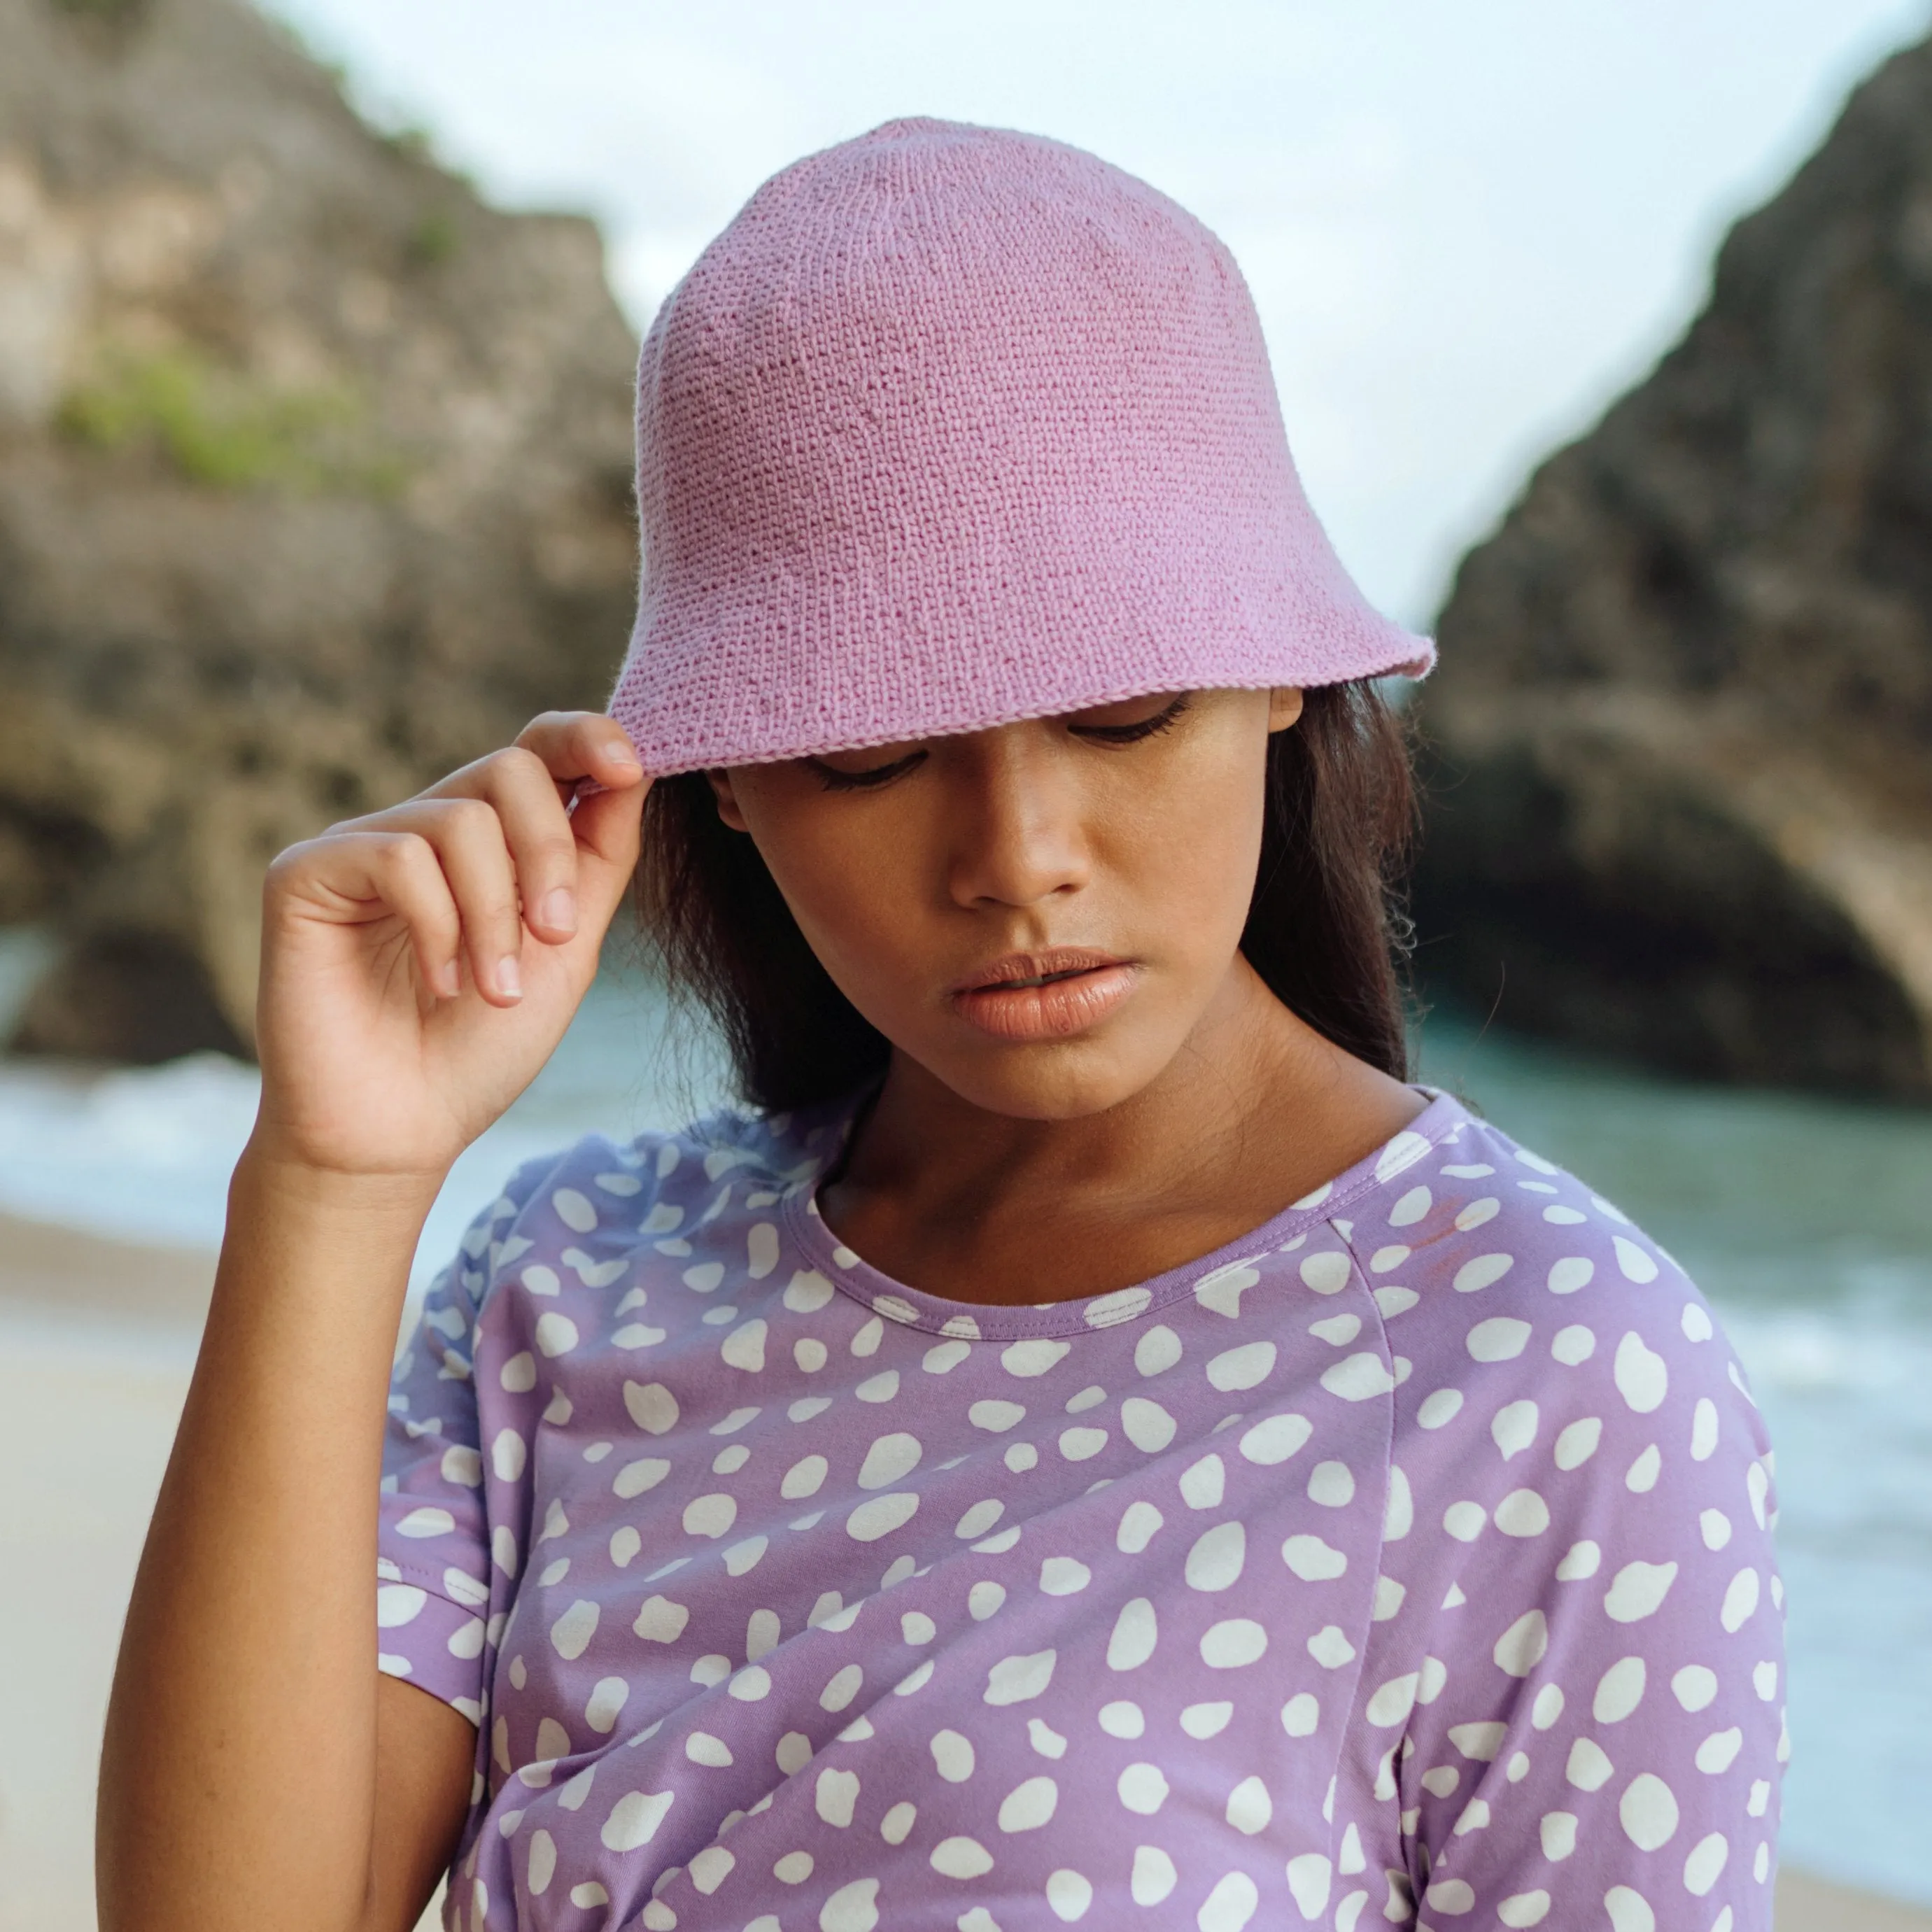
95 710 642 1926
97 1145 444 1932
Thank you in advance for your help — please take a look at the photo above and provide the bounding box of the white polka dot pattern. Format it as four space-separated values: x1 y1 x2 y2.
376 1092 1783 1929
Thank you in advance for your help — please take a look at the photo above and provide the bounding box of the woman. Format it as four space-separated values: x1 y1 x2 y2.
99 120 1783 1932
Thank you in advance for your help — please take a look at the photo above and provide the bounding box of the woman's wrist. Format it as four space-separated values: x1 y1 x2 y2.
228 1134 450 1248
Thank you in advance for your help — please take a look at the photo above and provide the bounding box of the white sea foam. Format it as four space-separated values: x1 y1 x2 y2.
0 965 733 1302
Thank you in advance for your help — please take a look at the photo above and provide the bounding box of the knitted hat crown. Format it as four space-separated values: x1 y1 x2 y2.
607 117 1432 773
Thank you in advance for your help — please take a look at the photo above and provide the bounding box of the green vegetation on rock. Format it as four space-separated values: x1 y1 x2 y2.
48 0 147 20
57 345 405 495
406 209 462 266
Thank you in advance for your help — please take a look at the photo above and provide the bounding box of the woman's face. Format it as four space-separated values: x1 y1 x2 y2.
707 686 1304 1120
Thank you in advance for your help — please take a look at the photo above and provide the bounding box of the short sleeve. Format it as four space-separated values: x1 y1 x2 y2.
1359 1248 1785 1929
374 1160 554 1724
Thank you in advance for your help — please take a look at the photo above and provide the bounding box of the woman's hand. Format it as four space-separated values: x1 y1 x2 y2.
251 712 649 1184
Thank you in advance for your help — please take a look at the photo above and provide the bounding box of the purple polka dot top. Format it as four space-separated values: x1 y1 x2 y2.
377 1087 1785 1932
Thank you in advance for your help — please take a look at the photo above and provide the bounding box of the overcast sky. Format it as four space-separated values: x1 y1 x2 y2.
261 0 1929 628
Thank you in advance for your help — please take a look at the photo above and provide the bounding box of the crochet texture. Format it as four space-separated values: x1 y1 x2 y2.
608 117 1432 774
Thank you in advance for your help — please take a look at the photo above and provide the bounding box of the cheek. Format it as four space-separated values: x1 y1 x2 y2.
741 794 936 1001
1104 754 1267 941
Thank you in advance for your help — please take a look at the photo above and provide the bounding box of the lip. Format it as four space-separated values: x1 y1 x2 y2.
951 947 1127 994
949 947 1139 1041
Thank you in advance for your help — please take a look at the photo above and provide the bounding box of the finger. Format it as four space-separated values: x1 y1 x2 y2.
376 836 467 1002
417 720 640 819
283 830 465 1001
380 798 527 1006
351 745 602 952
456 748 588 944
568 774 651 933
514 711 645 794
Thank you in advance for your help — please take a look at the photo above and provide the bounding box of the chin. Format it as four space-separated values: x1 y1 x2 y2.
917 1038 1171 1122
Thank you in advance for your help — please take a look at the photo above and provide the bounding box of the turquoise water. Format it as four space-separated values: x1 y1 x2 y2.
1 959 1926 1902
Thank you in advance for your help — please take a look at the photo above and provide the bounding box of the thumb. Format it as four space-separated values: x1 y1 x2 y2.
570 776 650 930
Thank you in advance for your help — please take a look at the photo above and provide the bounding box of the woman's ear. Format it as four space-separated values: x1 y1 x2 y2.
705 767 750 833
1267 686 1306 733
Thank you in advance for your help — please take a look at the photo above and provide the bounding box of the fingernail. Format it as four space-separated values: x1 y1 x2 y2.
497 955 522 999
541 887 577 934
437 959 461 999
605 740 642 770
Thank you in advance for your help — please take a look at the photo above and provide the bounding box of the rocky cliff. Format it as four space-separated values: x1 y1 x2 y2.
0 0 640 1060
1416 34 1932 1098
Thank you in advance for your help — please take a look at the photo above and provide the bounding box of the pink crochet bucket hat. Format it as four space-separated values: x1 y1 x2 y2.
607 118 1432 775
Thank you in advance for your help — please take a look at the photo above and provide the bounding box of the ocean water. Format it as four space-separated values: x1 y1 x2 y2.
0 943 1926 1905
0 952 726 1281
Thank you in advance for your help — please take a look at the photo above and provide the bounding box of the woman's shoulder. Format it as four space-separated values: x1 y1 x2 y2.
1325 1087 1773 1482
1334 1090 1723 1367
532 1096 847 1205
1334 1098 1786 1926
1335 1085 1776 1537
446 1096 852 1308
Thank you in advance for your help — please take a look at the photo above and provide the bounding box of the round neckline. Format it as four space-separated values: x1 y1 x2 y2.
778 1084 1464 1341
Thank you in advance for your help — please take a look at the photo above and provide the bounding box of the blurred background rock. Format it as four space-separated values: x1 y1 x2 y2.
0 0 637 1063
1416 35 1932 1098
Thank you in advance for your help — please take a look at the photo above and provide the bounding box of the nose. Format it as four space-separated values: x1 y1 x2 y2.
943 724 1090 911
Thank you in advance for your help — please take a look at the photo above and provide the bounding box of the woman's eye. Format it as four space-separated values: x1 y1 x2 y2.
1067 693 1193 742
810 749 926 791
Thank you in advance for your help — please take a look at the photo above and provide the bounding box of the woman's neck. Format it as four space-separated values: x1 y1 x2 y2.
816 956 1427 1306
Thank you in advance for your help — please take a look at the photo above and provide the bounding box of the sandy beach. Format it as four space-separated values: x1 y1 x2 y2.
0 1207 1920 1932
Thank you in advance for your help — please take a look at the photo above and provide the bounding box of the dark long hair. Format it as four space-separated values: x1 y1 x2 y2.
635 681 1418 1110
